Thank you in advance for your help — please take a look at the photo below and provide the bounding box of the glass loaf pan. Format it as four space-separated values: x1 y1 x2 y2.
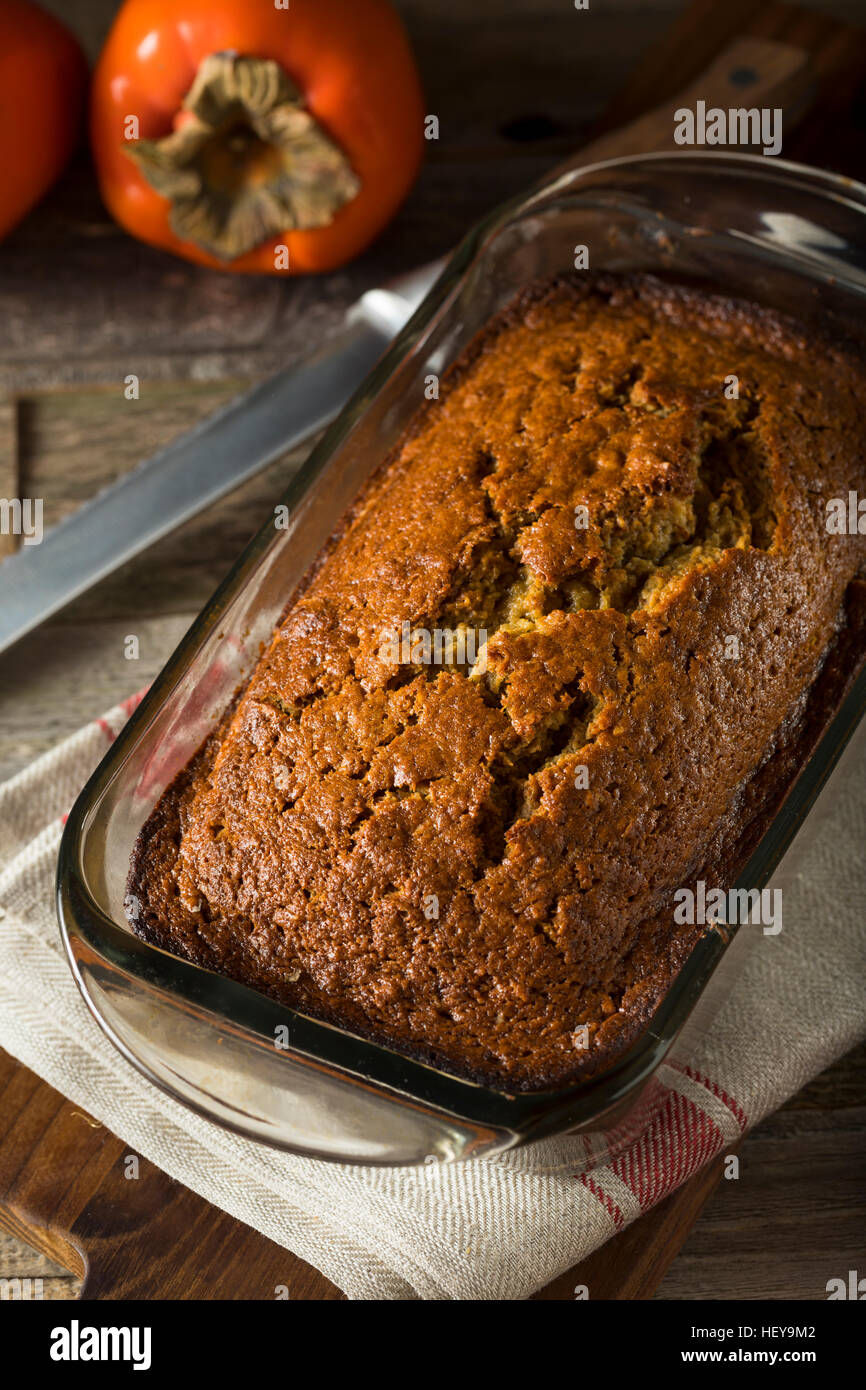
57 153 866 1165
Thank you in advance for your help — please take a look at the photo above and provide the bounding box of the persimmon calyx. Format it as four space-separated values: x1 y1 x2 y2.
124 52 361 260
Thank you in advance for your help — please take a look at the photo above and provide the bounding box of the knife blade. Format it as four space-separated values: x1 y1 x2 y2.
0 258 445 655
1 31 816 660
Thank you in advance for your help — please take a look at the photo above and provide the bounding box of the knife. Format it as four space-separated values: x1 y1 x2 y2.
0 257 445 655
0 34 813 656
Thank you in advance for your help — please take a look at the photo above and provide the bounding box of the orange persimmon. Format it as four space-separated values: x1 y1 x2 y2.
90 0 426 274
0 0 87 240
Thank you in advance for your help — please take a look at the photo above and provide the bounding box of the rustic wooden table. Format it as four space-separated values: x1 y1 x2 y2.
1 0 864 1300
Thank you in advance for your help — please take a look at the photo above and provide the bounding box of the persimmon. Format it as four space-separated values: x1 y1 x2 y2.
0 0 87 240
90 0 425 274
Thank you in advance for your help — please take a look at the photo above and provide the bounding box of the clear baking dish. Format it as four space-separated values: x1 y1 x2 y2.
57 153 866 1165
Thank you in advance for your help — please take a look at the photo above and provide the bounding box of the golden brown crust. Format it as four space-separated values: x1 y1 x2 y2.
127 274 866 1090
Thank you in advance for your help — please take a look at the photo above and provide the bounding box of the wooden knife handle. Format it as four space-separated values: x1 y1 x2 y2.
549 36 812 177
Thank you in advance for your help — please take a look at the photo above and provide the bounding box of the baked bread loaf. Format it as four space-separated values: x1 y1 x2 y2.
127 275 866 1090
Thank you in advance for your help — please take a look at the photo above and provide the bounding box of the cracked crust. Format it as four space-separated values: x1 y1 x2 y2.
127 274 866 1091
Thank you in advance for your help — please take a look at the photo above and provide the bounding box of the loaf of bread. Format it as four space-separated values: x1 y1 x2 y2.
128 275 866 1090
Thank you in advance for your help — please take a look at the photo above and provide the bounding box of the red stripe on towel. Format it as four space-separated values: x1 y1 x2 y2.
681 1065 748 1132
611 1085 723 1208
578 1171 624 1229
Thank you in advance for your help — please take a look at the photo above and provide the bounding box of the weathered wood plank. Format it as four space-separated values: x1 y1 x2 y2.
18 381 241 527
0 397 18 560
656 1048 866 1300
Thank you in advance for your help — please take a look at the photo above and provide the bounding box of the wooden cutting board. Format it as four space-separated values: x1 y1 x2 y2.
1 0 865 1301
